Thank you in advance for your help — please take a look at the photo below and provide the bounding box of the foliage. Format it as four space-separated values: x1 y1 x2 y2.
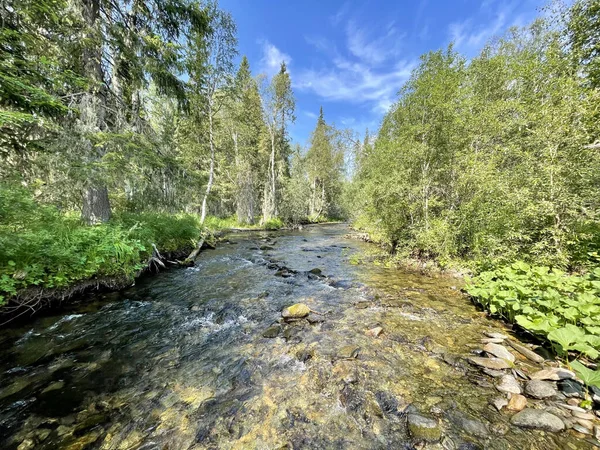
466 262 600 360
0 185 201 306
350 10 600 270
263 217 284 230
570 360 600 388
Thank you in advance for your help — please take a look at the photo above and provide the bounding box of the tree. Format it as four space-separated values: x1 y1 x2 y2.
261 62 295 222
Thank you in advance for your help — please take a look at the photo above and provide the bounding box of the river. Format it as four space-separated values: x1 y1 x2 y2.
0 224 595 449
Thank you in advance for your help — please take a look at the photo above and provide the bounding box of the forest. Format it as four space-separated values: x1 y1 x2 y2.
0 0 349 309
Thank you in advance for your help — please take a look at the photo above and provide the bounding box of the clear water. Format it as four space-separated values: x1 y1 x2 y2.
0 225 594 449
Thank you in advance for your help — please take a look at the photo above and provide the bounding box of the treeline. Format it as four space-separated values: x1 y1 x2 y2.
350 0 600 270
0 0 349 307
0 0 348 226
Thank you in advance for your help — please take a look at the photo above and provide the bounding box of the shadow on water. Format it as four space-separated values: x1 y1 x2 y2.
0 224 595 449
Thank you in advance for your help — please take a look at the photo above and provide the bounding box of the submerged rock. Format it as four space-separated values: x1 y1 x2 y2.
282 303 311 319
491 397 508 411
510 409 565 432
339 345 361 359
262 325 281 338
308 268 322 275
407 413 442 442
306 314 325 324
496 374 521 394
484 331 508 340
468 357 511 370
524 380 557 399
483 343 515 363
365 327 383 338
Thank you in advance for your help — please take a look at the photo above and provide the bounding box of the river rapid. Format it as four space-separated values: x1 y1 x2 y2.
0 224 595 449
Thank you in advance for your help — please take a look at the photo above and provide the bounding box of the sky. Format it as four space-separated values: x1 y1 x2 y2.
219 0 543 146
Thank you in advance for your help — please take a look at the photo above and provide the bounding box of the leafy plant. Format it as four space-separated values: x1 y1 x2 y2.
467 262 600 360
570 360 600 389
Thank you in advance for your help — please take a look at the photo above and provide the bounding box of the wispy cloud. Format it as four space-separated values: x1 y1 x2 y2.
448 2 533 55
295 57 415 114
346 20 404 66
258 40 292 77
304 110 318 120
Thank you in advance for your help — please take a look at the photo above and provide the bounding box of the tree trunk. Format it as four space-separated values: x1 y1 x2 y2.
82 185 111 224
200 101 215 224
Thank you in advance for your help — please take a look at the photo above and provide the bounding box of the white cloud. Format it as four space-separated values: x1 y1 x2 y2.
259 40 292 77
448 2 531 55
294 57 415 114
304 110 318 120
346 20 404 66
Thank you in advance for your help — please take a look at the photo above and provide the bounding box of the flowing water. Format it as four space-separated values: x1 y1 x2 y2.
0 224 595 449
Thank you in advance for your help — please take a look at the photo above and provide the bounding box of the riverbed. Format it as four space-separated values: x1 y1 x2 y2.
0 224 595 449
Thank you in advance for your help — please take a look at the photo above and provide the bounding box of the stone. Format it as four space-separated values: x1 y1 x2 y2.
308 268 322 275
42 381 65 393
483 368 505 378
339 345 361 359
530 368 575 381
306 314 325 324
459 418 489 438
366 327 383 338
407 413 442 442
259 245 273 250
483 343 515 363
589 385 600 403
558 379 585 398
573 424 592 435
484 331 508 340
510 409 565 432
506 394 528 412
573 411 596 421
595 425 600 440
496 375 521 394
262 325 281 338
506 340 545 363
282 303 311 319
576 419 595 432
567 398 581 406
481 338 504 344
467 357 511 370
524 380 557 399
17 439 35 450
559 403 587 413
491 397 508 411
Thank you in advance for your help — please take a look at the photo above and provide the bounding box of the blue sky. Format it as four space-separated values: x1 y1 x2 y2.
220 0 543 146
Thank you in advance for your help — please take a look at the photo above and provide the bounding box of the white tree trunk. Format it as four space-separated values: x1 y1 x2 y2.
200 101 215 224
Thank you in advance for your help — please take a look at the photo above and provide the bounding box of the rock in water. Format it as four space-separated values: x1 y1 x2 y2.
507 394 528 412
530 368 575 381
339 345 361 359
282 303 311 319
308 268 322 275
506 340 545 363
306 314 325 324
491 397 508 411
468 357 511 370
510 409 565 432
496 375 521 394
407 413 442 442
366 327 383 337
525 380 557 399
483 343 515 362
262 325 281 338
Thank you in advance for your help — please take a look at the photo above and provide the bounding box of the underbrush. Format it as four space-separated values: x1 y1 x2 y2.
466 262 600 361
0 187 202 305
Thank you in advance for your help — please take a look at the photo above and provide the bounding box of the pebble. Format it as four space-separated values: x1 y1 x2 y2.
558 379 585 398
407 413 442 442
339 345 361 359
507 394 528 412
491 397 508 411
483 368 505 378
365 327 383 338
483 343 515 363
576 419 595 432
510 409 565 432
506 340 545 363
481 338 504 344
567 398 581 406
530 368 575 381
573 411 596 421
559 403 587 413
573 423 592 435
496 375 521 394
524 380 557 399
484 332 508 340
468 357 511 370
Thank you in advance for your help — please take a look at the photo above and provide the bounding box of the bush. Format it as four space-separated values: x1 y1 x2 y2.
466 262 600 360
0 185 203 305
263 217 283 230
